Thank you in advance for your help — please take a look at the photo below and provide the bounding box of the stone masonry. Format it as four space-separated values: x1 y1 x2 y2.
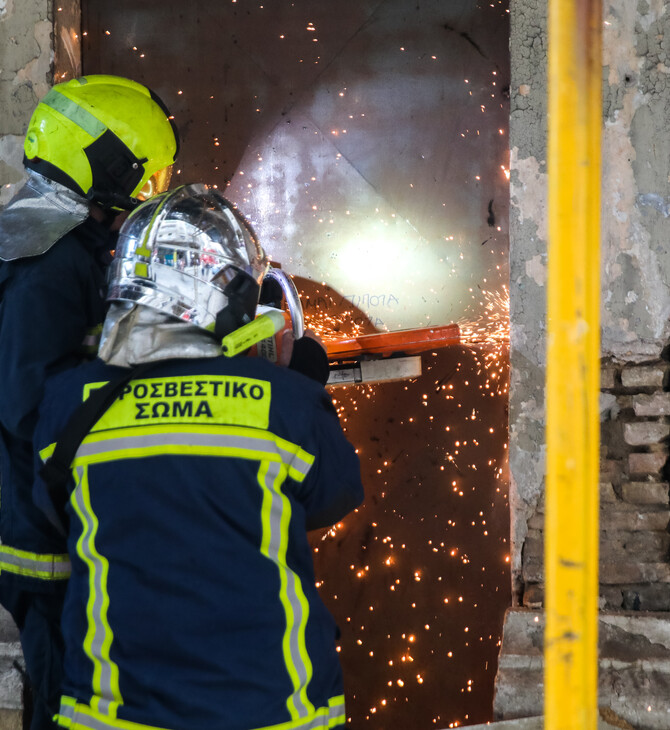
500 0 670 727
521 359 670 613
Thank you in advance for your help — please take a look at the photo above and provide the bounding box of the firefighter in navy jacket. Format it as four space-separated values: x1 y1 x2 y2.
33 184 364 730
0 76 179 729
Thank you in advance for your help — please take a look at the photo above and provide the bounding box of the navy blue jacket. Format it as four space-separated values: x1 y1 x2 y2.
0 217 113 599
34 354 363 730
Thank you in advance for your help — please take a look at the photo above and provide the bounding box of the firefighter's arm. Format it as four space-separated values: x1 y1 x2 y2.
298 391 364 531
0 247 90 440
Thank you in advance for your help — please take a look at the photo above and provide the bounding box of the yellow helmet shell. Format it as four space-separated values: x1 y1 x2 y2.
24 75 178 204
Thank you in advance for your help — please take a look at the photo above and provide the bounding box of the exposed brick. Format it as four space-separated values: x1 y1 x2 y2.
523 556 543 583
601 499 648 514
621 363 668 389
601 543 668 566
527 528 670 564
599 586 626 610
615 394 634 411
620 584 670 611
600 562 670 584
600 530 670 560
624 421 670 446
522 584 543 608
523 536 543 563
599 508 670 531
600 481 617 502
600 392 619 421
628 451 667 476
633 393 670 417
601 459 624 481
601 584 670 612
621 481 669 505
600 364 618 390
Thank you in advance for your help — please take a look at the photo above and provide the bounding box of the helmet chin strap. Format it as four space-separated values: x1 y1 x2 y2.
214 272 260 341
86 189 141 212
84 129 147 210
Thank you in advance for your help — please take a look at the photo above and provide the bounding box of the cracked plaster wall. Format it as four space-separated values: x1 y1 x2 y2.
0 0 53 207
509 0 670 600
509 0 548 601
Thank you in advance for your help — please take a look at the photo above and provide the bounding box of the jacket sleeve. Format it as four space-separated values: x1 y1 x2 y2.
31 372 76 536
297 391 364 531
0 241 93 440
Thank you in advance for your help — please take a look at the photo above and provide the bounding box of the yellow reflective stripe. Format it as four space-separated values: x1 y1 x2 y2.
70 466 123 718
42 89 107 138
56 697 172 730
81 324 103 353
57 695 344 730
326 695 346 728
252 695 346 730
259 460 314 721
41 425 315 483
55 695 76 727
0 544 70 580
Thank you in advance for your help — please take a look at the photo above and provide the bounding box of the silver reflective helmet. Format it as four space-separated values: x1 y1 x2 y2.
107 183 269 336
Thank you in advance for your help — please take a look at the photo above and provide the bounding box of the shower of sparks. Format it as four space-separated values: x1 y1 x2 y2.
313 284 510 728
458 285 510 348
82 0 510 725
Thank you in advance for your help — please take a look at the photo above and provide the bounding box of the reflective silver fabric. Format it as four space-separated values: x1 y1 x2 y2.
98 302 222 367
0 171 89 261
106 183 268 332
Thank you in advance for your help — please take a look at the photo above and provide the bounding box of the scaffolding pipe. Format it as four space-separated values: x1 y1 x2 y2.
545 0 602 728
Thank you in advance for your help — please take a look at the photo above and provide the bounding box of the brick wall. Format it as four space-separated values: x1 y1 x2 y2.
521 357 670 611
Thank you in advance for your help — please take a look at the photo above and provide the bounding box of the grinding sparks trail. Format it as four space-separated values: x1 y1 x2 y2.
311 285 510 729
82 0 511 724
458 285 510 348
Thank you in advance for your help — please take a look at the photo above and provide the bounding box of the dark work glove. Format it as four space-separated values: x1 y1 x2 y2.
288 336 330 386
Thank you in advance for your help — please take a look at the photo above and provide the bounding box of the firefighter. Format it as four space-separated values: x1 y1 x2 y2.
0 75 179 729
32 183 364 730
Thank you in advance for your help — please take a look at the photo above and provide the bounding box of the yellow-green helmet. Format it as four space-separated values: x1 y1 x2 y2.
23 75 179 209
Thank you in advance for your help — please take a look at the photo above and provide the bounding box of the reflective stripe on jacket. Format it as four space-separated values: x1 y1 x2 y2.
35 355 363 730
0 545 70 580
0 217 113 592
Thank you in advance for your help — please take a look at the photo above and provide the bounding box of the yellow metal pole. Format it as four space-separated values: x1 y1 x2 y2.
545 0 602 728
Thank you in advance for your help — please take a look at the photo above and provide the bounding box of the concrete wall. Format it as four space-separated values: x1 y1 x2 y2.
0 0 53 204
501 1 670 726
0 0 80 204
509 0 670 599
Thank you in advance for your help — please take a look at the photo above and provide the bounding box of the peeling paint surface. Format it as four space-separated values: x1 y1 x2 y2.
0 135 25 206
509 0 549 600
601 0 670 354
0 0 53 197
509 146 547 239
509 0 670 601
